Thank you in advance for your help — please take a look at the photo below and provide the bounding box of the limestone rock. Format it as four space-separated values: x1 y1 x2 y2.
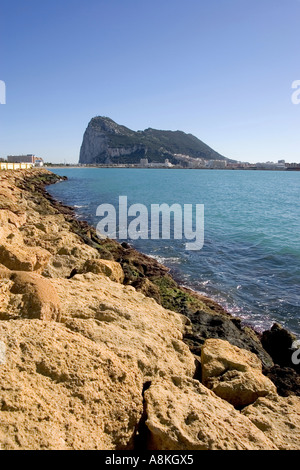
10 272 61 321
0 209 26 229
0 268 195 449
0 243 51 272
79 116 226 165
144 377 277 450
0 269 60 321
242 394 300 450
0 169 298 451
53 273 195 381
0 320 142 450
81 259 125 283
201 339 276 407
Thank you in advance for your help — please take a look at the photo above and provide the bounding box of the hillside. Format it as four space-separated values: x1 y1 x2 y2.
79 116 228 165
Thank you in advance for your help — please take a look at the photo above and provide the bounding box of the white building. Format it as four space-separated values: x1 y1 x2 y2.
34 159 44 167
139 158 149 167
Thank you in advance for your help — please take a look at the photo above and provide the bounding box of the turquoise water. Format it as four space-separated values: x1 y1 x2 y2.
48 168 300 335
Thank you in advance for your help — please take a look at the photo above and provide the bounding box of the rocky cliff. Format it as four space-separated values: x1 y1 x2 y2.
0 168 299 450
79 116 228 165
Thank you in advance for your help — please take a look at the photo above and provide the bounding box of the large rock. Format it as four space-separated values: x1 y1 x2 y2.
144 377 277 450
0 243 51 272
262 323 298 369
0 210 26 240
0 321 141 450
81 259 125 283
0 270 61 321
0 268 196 449
242 394 300 450
53 273 195 381
264 365 300 397
184 310 274 369
79 116 227 165
201 339 276 407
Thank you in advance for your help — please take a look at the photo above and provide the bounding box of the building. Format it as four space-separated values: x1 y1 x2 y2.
139 158 149 167
148 159 173 168
140 158 173 168
205 160 227 169
256 161 286 170
1 154 44 170
7 154 36 163
7 154 44 166
34 158 44 167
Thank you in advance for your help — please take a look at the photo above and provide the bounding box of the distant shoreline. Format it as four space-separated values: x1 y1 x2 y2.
46 165 300 171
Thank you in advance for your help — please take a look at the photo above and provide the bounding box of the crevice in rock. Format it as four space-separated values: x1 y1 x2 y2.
133 381 151 450
193 355 202 382
67 268 78 279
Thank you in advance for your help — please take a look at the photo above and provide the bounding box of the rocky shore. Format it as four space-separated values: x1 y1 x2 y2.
0 168 299 450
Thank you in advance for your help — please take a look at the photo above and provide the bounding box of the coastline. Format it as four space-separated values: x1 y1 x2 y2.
47 165 299 171
0 168 299 450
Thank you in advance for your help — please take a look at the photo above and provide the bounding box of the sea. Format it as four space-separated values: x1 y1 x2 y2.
48 168 300 337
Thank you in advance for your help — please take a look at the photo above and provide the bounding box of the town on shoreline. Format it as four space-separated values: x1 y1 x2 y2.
1 154 300 171
46 160 300 171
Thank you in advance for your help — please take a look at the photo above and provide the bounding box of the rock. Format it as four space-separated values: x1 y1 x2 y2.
0 209 26 233
81 259 125 283
184 310 274 369
131 277 162 304
201 339 276 407
53 273 195 381
0 168 299 451
121 242 131 249
262 323 298 369
79 116 226 165
0 340 6 365
144 377 277 450
0 243 51 272
5 271 61 321
242 394 300 450
0 321 142 450
263 365 300 397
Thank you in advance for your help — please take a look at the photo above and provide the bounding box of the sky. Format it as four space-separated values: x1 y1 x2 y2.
0 0 300 164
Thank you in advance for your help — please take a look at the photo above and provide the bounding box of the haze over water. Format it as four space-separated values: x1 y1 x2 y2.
49 168 300 336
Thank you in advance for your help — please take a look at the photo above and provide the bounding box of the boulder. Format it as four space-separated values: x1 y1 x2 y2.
144 377 277 450
0 243 51 272
201 339 276 407
242 394 300 450
0 321 141 450
262 323 298 369
0 209 26 229
131 277 162 304
53 274 195 381
81 259 125 283
184 310 274 368
263 365 300 397
8 272 61 321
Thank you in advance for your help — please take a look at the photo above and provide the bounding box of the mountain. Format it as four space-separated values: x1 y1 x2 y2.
79 116 228 165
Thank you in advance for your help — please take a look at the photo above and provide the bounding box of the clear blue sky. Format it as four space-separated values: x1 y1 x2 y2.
1 0 300 163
